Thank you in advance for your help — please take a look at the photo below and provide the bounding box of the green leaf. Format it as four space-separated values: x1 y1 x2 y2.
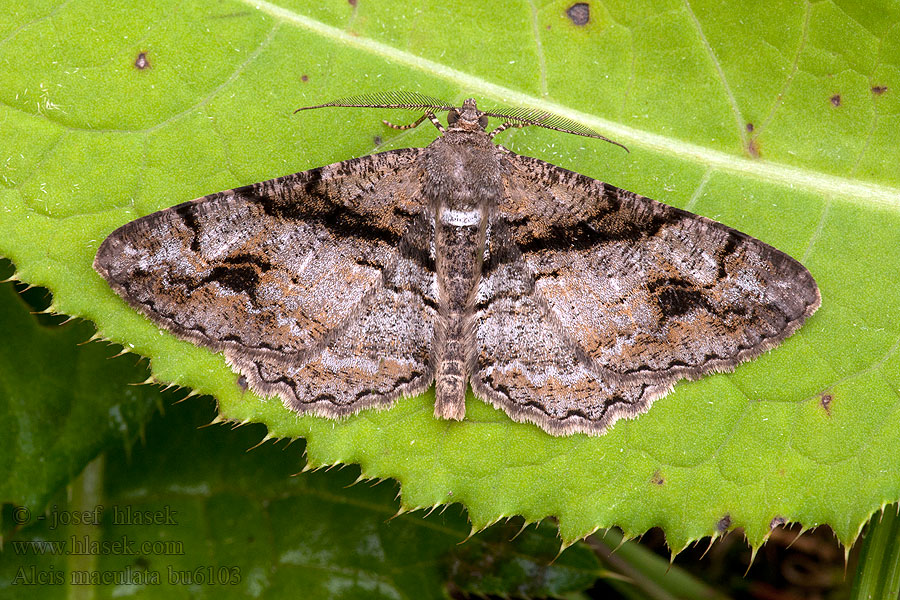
1 0 899 551
850 505 900 600
0 262 160 512
0 399 611 599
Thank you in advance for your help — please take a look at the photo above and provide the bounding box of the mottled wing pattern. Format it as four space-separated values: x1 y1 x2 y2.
226 215 438 416
470 222 674 434
94 149 438 414
470 153 820 434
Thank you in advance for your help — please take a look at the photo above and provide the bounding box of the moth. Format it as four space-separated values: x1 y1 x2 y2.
94 92 820 436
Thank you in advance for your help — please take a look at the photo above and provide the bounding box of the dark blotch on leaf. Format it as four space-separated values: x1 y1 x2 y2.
871 85 887 95
566 3 590 26
348 0 357 6
651 470 664 486
237 375 248 391
770 516 787 529
373 135 383 146
830 94 841 107
745 122 754 132
134 52 150 70
819 392 833 416
716 514 732 533
301 74 309 83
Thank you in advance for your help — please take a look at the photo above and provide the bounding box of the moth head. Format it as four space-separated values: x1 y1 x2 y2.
447 98 490 132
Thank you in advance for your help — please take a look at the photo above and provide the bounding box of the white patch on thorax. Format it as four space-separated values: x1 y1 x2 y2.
440 208 482 227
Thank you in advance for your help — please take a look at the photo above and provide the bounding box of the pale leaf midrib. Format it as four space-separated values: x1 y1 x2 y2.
248 0 900 207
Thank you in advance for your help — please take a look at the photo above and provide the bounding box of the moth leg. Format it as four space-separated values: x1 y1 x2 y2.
383 111 445 133
489 120 529 139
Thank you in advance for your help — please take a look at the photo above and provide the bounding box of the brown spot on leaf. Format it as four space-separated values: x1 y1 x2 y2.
237 375 248 391
566 3 590 26
748 138 760 159
770 516 786 530
716 514 732 533
373 135 383 146
830 94 841 107
872 85 887 95
651 470 664 485
745 122 754 132
134 52 150 70
301 74 309 83
819 392 833 416
348 0 357 6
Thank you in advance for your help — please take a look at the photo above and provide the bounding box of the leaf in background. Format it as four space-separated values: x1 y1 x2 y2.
1 0 898 551
0 262 160 514
0 399 610 599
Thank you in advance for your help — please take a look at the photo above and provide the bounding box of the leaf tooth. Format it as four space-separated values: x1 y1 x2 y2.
246 433 273 452
227 418 252 430
136 374 157 386
464 524 480 541
555 538 576 560
609 529 632 553
745 545 761 576
345 474 367 488
111 346 133 359
388 505 411 521
509 521 530 540
38 302 58 315
699 535 718 560
171 388 195 404
283 436 302 448
206 414 226 426
80 331 105 344
466 516 501 540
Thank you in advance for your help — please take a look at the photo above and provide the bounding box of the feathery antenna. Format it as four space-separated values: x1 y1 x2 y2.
294 91 456 114
295 92 627 151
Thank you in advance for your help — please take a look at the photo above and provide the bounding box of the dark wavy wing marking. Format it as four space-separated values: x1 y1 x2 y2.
498 153 820 384
94 148 428 369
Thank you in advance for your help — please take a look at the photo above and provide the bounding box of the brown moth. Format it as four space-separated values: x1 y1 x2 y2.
94 93 820 436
